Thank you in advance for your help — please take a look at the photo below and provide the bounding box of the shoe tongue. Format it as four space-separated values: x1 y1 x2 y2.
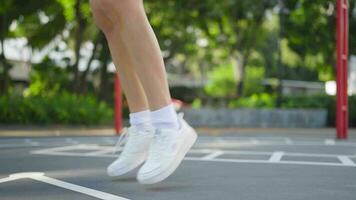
130 126 154 134
157 127 179 135
143 126 155 134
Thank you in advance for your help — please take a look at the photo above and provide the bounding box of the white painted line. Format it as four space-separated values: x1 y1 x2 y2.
86 148 115 156
325 139 336 145
188 149 215 154
217 150 271 155
67 138 80 144
285 138 293 145
24 139 39 146
31 145 356 168
0 144 40 148
268 151 284 162
184 157 356 167
282 152 342 158
32 144 85 153
0 176 22 184
33 145 356 158
201 151 224 160
31 144 99 154
337 156 356 166
32 151 117 158
3 172 130 200
31 148 356 168
32 175 129 200
195 141 356 147
104 138 115 144
250 139 260 145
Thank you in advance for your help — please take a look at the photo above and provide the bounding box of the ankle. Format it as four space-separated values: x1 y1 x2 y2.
151 104 179 130
129 110 153 131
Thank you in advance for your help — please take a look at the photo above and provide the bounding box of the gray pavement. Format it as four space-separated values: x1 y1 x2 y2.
0 131 356 200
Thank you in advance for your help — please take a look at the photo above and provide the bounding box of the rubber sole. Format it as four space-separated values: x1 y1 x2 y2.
107 153 147 177
137 127 198 184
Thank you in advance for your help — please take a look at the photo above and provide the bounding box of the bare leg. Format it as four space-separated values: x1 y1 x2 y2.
90 0 196 184
90 0 149 113
92 0 171 111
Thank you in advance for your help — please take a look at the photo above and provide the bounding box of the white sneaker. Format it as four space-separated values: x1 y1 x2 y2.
107 127 154 177
137 113 197 184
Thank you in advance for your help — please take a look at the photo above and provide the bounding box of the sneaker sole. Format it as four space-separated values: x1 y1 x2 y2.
138 127 198 184
107 156 146 177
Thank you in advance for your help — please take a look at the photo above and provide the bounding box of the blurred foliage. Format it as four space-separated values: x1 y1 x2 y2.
0 0 355 125
228 93 276 109
191 98 202 109
242 65 265 96
212 94 354 127
25 58 71 97
1 0 354 93
280 95 336 126
204 63 236 97
0 92 113 125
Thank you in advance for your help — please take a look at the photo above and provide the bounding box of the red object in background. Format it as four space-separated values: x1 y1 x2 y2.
114 74 123 135
336 0 349 139
172 98 186 111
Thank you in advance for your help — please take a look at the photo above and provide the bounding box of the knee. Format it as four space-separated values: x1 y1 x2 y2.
90 0 115 34
93 0 143 24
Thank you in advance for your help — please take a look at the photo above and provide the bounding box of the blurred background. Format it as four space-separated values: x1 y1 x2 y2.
0 0 355 130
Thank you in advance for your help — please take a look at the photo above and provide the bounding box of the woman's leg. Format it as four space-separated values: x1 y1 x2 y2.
91 0 154 178
93 0 171 111
90 0 197 184
91 0 151 129
91 0 179 130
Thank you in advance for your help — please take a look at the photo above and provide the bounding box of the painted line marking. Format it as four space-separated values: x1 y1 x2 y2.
285 138 293 145
269 151 285 162
325 139 336 145
184 157 356 167
65 138 79 144
0 144 40 148
32 144 100 154
104 138 115 144
24 139 39 146
337 156 356 166
0 176 22 184
31 145 356 168
195 140 356 148
1 172 130 200
86 148 115 156
34 151 116 158
250 139 260 145
32 145 356 158
32 175 128 200
189 149 215 154
201 150 224 160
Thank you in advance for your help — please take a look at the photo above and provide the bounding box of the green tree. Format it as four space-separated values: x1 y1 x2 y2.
0 0 58 94
283 0 356 81
191 0 277 96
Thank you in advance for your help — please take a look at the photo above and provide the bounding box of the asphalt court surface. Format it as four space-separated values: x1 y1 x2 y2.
0 131 356 200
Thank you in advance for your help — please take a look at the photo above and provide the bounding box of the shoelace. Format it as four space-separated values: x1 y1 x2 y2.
148 113 184 160
149 130 174 161
113 127 129 154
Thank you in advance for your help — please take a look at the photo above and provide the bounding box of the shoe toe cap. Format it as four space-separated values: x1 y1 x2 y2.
107 159 130 177
137 162 161 180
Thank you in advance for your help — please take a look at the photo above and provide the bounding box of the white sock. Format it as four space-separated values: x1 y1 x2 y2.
129 110 152 131
151 104 179 130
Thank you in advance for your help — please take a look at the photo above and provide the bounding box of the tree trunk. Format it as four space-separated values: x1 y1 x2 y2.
72 0 86 92
0 38 10 95
0 14 10 95
98 40 111 101
235 54 246 97
79 32 103 93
